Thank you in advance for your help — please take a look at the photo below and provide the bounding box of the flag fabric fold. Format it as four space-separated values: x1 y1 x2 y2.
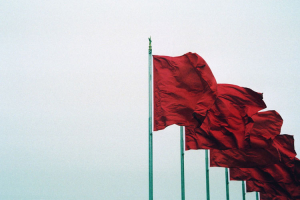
186 84 266 150
153 52 217 131
248 110 283 148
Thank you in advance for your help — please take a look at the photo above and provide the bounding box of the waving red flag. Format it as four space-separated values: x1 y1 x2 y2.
230 158 299 183
248 110 283 148
186 84 266 150
210 135 296 168
210 145 281 168
260 193 295 200
231 157 300 200
153 52 217 131
247 181 290 198
247 181 300 199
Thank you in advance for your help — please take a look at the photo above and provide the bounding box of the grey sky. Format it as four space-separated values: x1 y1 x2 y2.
1 1 300 199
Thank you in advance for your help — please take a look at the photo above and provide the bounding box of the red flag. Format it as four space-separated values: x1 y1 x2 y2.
273 135 297 161
248 110 283 148
230 159 299 183
231 156 300 200
210 135 296 168
260 193 294 200
210 146 281 168
247 181 300 199
246 181 291 198
153 52 217 131
186 84 266 150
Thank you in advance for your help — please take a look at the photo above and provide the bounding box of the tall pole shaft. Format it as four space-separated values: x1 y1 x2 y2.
205 149 210 200
242 181 246 200
148 37 153 200
225 168 230 200
180 126 185 200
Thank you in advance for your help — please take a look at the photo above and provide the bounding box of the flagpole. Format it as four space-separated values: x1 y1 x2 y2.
242 181 246 200
256 192 259 200
180 126 185 200
205 149 210 200
148 37 153 200
225 168 230 200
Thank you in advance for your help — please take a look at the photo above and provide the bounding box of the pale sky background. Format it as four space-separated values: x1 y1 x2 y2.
1 1 300 200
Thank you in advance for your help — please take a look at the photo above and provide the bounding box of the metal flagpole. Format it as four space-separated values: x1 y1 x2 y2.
148 37 153 200
205 149 210 200
242 181 246 200
225 168 230 200
256 192 259 200
180 126 185 200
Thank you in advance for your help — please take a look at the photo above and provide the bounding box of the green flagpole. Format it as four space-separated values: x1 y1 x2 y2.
205 149 210 200
148 37 153 200
225 168 230 200
242 181 246 200
180 126 185 200
256 192 259 200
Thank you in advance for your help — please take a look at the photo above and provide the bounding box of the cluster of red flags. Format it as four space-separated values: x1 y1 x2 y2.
153 52 299 200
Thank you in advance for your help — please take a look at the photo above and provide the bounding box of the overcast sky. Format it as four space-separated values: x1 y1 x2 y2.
1 1 300 200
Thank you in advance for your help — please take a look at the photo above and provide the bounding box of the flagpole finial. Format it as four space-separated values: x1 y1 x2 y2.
148 37 152 54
